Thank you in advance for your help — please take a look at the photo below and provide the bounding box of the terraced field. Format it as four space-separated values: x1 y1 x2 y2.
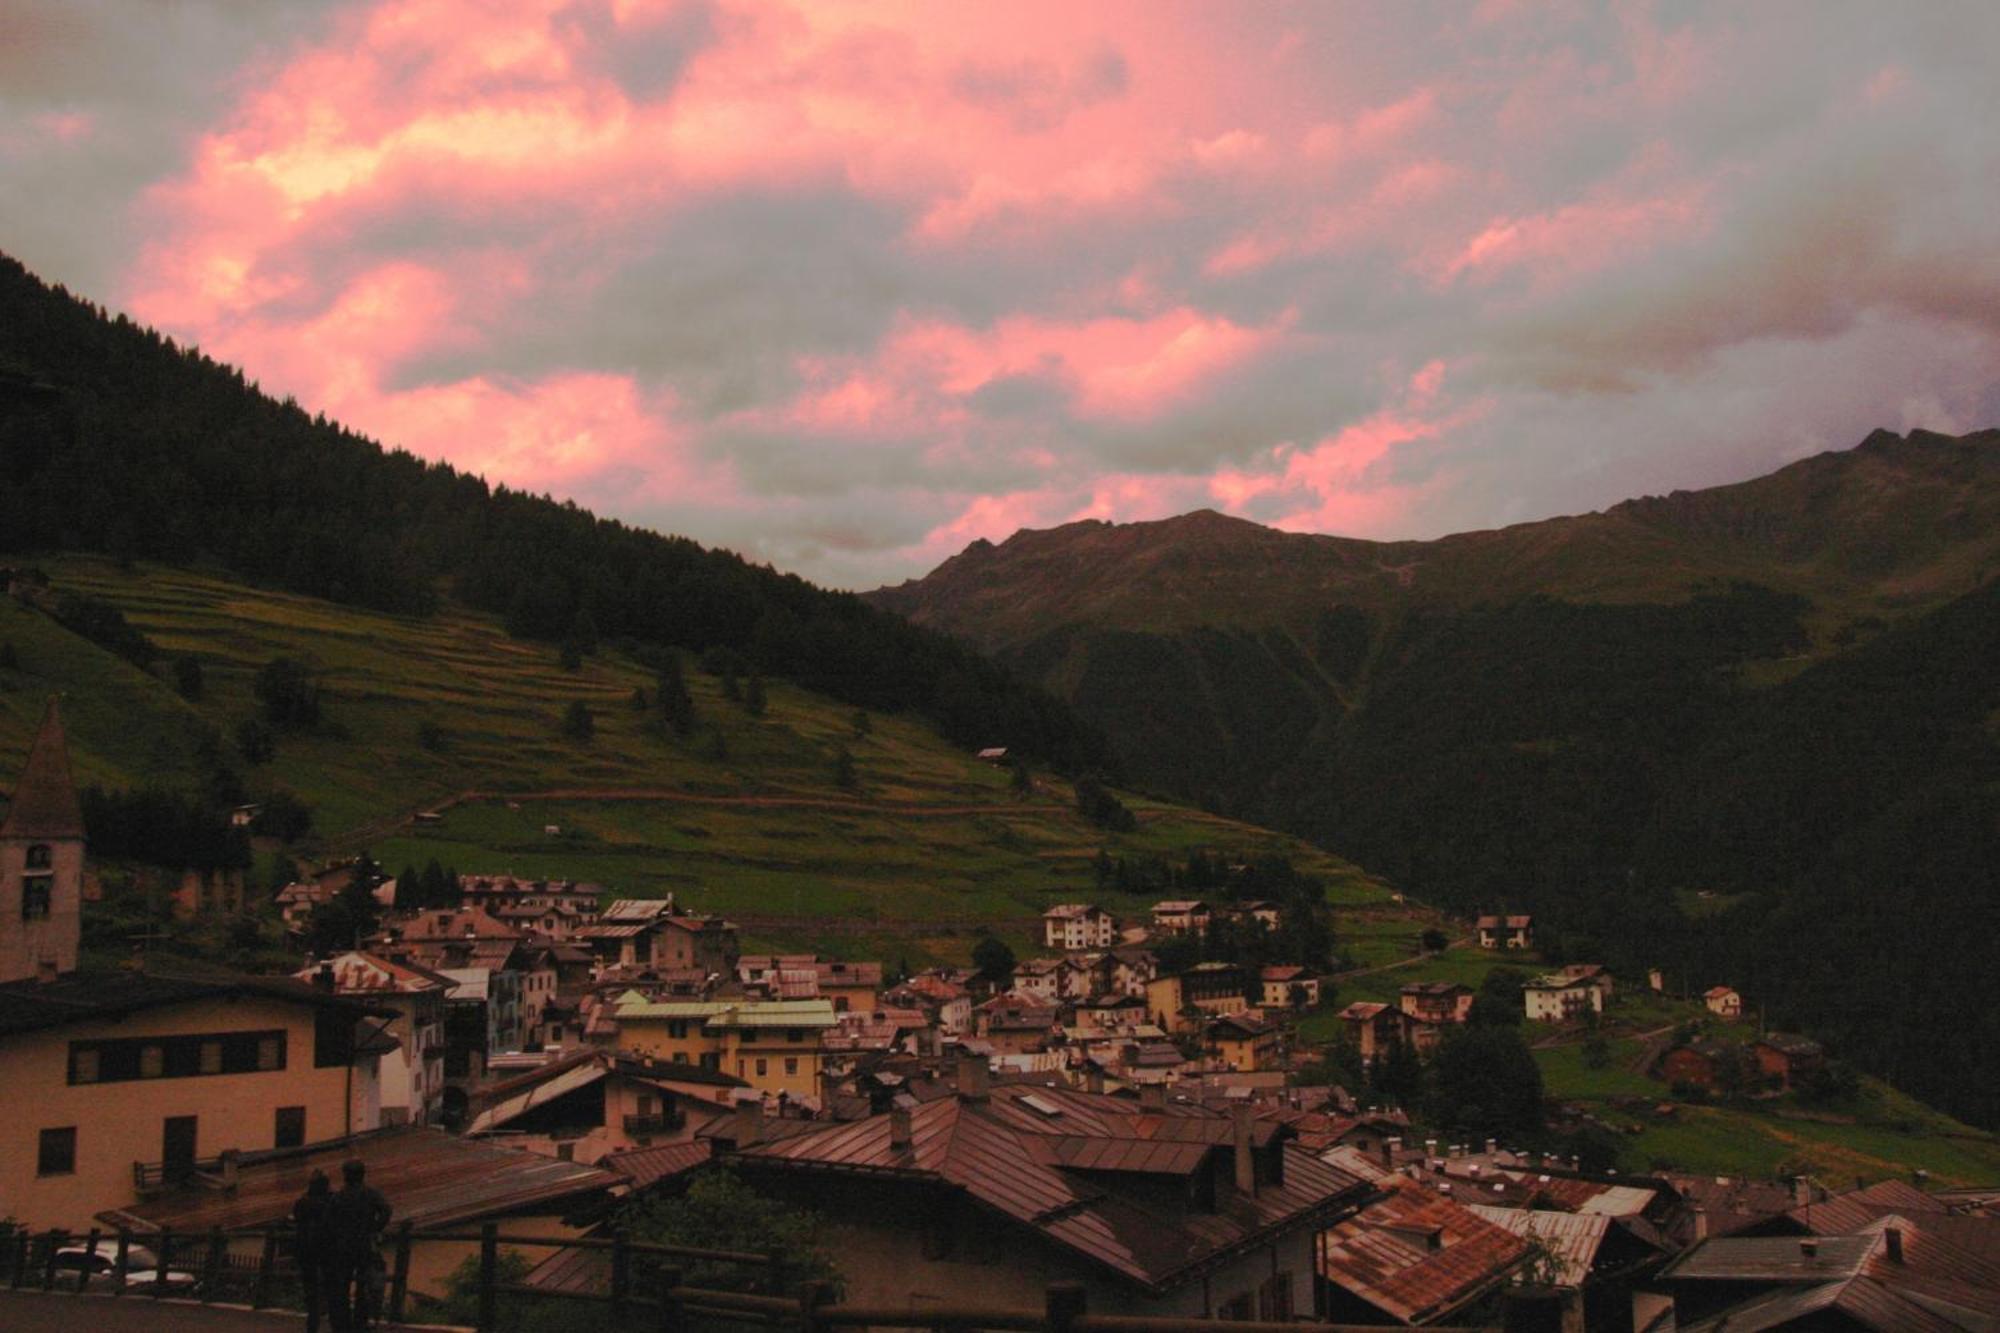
0 556 1386 964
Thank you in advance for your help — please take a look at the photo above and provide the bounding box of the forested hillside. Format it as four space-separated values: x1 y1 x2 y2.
0 254 1108 775
875 437 2000 1128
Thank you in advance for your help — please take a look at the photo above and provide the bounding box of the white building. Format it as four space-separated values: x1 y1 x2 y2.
1043 903 1116 951
1523 973 1604 1023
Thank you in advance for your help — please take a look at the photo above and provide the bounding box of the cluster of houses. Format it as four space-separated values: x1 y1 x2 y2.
5 701 1994 1329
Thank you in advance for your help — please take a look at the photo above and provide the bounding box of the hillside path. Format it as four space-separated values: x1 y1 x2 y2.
1331 937 1473 981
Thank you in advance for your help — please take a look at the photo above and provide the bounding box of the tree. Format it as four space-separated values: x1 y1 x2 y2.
657 652 695 737
0 640 17 670
743 670 767 717
851 709 871 737
235 717 275 765
173 654 204 699
832 744 857 790
971 935 1017 983
1421 927 1449 953
1009 756 1033 798
417 719 449 752
566 608 599 657
616 1170 840 1296
254 656 320 729
250 789 313 842
628 686 648 711
558 639 582 671
1427 1025 1545 1136
305 852 383 954
1074 775 1136 831
561 700 594 741
1470 966 1527 1026
1581 1032 1611 1069
1370 1036 1424 1108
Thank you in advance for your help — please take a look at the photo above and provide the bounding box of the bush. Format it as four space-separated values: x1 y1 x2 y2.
561 700 594 741
254 657 321 729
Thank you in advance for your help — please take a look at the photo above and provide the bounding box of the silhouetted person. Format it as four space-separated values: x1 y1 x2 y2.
292 1170 333 1333
325 1158 392 1331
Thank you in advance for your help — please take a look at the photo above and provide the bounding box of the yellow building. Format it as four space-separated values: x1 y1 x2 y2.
611 995 836 1104
0 973 398 1229
0 696 397 1230
1206 1011 1283 1073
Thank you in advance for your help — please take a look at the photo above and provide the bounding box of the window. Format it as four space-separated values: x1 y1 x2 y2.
755 1059 768 1077
275 1106 305 1149
21 877 52 921
37 1127 76 1177
1217 1292 1255 1321
26 844 52 870
787 1029 804 1044
784 1058 799 1076
67 1030 288 1085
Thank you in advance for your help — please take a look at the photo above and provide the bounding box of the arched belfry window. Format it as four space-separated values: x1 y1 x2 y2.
25 845 52 870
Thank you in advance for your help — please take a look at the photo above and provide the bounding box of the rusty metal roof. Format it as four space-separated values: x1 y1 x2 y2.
1318 1175 1532 1324
734 1083 1364 1293
99 1127 618 1232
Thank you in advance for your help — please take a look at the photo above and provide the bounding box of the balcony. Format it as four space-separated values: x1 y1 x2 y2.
621 1112 682 1137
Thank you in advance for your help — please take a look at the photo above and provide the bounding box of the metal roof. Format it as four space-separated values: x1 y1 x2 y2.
1318 1176 1532 1323
1662 1233 1880 1283
599 1140 714 1190
1468 1206 1610 1288
466 1060 608 1134
99 1127 618 1232
0 963 394 1037
1676 1274 1964 1332
734 1084 1364 1294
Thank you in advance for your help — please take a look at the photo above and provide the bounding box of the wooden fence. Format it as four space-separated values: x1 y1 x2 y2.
0 1222 1508 1333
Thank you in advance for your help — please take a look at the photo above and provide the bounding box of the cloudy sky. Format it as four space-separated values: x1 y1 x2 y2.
5 1 1998 588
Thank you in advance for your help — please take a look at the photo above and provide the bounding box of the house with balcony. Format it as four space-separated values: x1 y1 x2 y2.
1399 980 1474 1026
1150 900 1213 936
465 1048 747 1163
609 994 837 1105
1477 914 1534 950
1523 972 1604 1023
295 951 454 1124
1042 903 1116 951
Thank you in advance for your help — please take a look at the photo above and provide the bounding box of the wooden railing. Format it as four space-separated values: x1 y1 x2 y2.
0 1222 1511 1332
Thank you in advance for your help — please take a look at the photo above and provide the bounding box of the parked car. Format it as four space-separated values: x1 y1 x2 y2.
50 1239 201 1292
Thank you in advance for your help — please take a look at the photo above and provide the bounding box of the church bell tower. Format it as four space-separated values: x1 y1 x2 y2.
1 698 85 983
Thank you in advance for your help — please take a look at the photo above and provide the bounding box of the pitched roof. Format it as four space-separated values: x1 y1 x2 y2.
1318 1175 1532 1323
1468 1206 1611 1288
1 697 84 840
0 961 394 1036
98 1126 618 1233
735 1083 1364 1293
600 1139 714 1190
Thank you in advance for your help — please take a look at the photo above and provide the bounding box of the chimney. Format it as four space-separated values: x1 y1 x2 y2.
314 963 336 992
1691 1205 1709 1242
1485 1137 1498 1157
1792 1175 1812 1207
735 1096 765 1147
1139 1082 1166 1110
889 1106 913 1151
1426 1138 1439 1158
1800 1238 1819 1259
1882 1228 1903 1264
1232 1103 1256 1196
1383 1135 1402 1167
958 1053 990 1102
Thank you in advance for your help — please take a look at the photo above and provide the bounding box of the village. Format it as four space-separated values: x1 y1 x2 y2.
4 699 1999 1333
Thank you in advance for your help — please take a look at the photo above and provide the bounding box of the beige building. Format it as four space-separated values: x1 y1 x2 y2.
1524 973 1604 1023
1042 903 1115 951
296 951 453 1124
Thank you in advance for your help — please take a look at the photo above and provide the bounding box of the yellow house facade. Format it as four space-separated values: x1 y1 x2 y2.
0 978 394 1230
611 995 835 1103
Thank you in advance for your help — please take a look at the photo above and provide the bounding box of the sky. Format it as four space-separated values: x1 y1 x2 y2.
4 1 1998 589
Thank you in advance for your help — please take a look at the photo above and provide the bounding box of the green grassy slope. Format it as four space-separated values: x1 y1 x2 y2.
0 556 1380 965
